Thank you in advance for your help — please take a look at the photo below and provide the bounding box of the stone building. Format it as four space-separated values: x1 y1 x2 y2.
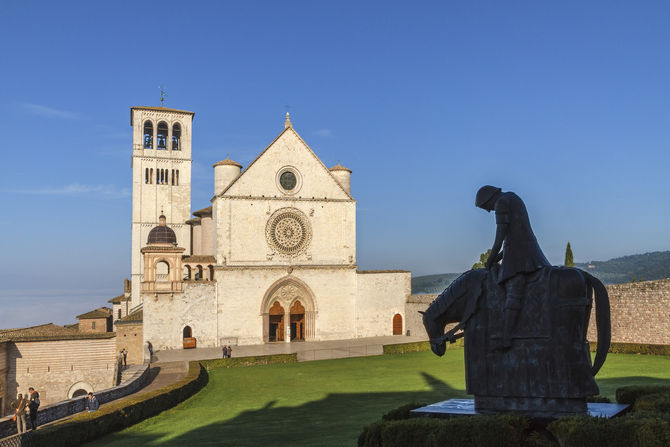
130 107 411 352
0 324 117 415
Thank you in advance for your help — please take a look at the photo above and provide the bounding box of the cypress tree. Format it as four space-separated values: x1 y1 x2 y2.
564 242 575 267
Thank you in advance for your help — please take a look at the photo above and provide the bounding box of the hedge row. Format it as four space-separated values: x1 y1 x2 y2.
360 386 670 447
200 353 297 370
589 342 670 356
359 413 529 447
382 339 464 355
30 361 208 447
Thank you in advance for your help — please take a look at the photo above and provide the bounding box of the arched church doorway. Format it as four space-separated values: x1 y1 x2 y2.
262 277 316 343
183 326 192 338
393 314 403 335
290 301 305 341
72 389 88 398
269 301 285 342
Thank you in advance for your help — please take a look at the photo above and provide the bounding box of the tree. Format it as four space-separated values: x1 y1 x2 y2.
472 249 492 269
564 242 575 267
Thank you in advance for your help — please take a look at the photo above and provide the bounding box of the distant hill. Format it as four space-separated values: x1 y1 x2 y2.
575 251 670 284
411 273 461 294
412 251 670 294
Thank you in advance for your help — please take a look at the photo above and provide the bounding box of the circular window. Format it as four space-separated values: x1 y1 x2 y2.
279 171 297 190
266 208 312 256
276 167 302 195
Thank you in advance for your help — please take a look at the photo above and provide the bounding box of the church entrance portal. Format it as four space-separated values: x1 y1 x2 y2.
269 301 285 342
262 278 316 343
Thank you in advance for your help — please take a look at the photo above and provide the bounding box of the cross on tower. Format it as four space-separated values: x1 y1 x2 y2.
159 86 167 107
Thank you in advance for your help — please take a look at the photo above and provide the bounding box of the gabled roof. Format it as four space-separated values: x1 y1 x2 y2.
0 323 114 342
116 309 143 325
182 255 217 263
217 126 354 200
76 307 113 320
108 294 130 304
192 206 212 217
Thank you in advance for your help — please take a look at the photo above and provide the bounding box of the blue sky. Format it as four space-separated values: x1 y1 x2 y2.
1 1 669 328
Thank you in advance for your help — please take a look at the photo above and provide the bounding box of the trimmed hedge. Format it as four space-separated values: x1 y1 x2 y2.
358 413 528 447
200 353 297 370
616 386 670 405
635 393 670 414
383 339 464 355
589 342 670 356
548 415 670 446
29 361 208 447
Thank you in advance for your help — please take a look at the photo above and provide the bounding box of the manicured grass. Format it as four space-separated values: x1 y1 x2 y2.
87 351 670 447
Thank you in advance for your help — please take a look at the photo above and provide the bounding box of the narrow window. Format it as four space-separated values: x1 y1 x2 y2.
208 265 214 280
117 309 121 319
157 122 168 149
176 170 179 186
172 123 181 150
92 321 97 330
150 168 153 184
156 169 159 184
143 121 153 149
145 168 149 184
171 169 175 185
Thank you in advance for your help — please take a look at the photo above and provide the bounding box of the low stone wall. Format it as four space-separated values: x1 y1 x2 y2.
405 294 436 339
0 363 149 440
588 278 670 345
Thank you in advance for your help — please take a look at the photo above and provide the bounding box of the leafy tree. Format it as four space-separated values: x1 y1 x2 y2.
472 249 492 269
564 242 575 267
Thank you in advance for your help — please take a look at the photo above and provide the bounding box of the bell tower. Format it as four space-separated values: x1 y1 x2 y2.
130 106 194 309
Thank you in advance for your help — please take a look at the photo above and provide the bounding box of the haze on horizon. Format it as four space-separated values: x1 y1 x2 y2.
1 1 669 329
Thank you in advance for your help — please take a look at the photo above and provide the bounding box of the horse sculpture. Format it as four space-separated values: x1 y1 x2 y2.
422 264 611 417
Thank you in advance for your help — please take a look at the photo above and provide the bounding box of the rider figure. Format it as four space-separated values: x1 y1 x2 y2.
475 186 550 348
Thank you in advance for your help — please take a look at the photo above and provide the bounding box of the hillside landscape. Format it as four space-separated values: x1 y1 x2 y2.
411 251 670 294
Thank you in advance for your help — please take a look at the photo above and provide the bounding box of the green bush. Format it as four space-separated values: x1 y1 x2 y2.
359 414 528 447
589 342 670 356
30 360 208 447
200 353 297 370
381 402 427 421
635 393 670 414
616 386 670 405
548 415 670 447
383 339 463 355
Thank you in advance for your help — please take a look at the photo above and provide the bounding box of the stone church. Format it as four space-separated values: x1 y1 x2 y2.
124 106 410 352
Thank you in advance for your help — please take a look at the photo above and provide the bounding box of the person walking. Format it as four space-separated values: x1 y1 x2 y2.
11 393 28 434
227 345 232 358
147 341 154 359
27 387 40 430
85 392 99 412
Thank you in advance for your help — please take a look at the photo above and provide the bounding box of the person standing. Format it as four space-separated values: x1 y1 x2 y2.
11 393 28 434
227 345 232 358
147 341 154 358
121 348 128 368
27 387 40 430
85 392 99 412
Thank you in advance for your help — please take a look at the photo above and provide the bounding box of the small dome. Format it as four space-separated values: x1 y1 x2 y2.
147 215 177 245
213 158 242 168
329 163 351 173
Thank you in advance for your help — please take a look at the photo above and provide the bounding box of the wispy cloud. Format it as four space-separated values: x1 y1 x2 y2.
12 183 130 198
20 103 78 119
314 129 333 137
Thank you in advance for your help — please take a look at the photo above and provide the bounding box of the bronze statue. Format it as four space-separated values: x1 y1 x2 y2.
422 187 611 417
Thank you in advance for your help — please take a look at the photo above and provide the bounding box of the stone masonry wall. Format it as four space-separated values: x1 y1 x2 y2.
116 322 143 365
588 278 670 345
406 294 436 339
6 338 117 407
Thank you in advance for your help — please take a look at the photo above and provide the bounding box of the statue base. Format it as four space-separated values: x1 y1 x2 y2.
411 398 629 419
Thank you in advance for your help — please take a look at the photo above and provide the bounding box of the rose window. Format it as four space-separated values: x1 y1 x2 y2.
266 208 312 256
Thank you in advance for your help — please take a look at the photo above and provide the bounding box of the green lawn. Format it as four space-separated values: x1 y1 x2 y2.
87 350 670 447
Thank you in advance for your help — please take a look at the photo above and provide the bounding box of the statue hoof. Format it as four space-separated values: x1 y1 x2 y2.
431 342 446 357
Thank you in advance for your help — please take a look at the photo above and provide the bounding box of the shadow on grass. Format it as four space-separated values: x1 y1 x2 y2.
89 375 670 447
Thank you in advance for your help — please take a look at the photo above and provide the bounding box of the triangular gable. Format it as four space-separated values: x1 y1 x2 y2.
220 126 353 200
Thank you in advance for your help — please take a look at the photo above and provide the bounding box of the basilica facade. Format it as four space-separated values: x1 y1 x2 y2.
125 106 410 352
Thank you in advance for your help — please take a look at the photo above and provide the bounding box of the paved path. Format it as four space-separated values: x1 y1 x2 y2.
155 335 428 363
